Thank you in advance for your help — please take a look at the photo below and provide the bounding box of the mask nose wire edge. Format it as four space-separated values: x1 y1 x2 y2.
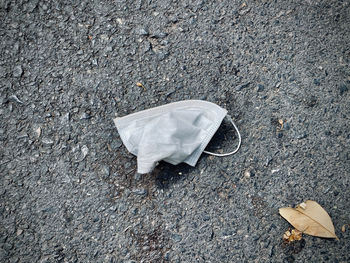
203 115 242 157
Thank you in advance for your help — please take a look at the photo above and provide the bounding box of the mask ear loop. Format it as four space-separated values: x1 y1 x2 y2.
203 115 241 157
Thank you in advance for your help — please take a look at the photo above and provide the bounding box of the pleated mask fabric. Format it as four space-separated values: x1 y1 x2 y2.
113 100 240 174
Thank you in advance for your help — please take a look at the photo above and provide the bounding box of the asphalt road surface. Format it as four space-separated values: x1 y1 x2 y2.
1 0 349 262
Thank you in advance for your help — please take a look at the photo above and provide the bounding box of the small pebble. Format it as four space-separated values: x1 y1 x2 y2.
171 233 182 242
112 141 122 149
239 8 250 16
236 82 250 91
339 84 348 95
13 65 23 77
17 133 28 139
119 203 128 212
132 188 147 196
142 246 150 251
137 28 149 36
288 76 296 82
8 95 23 104
42 138 54 145
134 173 141 181
16 229 23 236
79 145 89 161
256 84 264 92
35 127 41 138
102 166 110 177
313 78 321 86
109 205 118 212
152 32 168 38
80 112 91 120
0 66 6 77
296 132 307 139
61 112 70 124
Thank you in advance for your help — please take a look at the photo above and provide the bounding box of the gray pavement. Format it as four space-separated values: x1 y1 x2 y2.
1 0 349 262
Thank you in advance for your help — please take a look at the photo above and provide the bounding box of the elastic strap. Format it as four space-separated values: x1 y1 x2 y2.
203 115 241 157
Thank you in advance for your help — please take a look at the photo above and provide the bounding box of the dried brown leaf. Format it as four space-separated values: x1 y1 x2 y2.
341 224 349 233
136 82 146 91
279 200 338 239
278 119 284 129
283 228 303 243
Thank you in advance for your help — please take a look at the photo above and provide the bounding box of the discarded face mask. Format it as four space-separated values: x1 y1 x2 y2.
113 100 241 174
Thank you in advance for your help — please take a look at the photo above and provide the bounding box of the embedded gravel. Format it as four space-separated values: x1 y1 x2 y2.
1 0 349 262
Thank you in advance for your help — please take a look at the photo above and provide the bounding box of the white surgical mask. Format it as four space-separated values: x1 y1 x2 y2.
113 100 241 174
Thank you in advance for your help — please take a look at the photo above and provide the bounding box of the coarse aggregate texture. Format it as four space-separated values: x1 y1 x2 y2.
1 0 350 262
